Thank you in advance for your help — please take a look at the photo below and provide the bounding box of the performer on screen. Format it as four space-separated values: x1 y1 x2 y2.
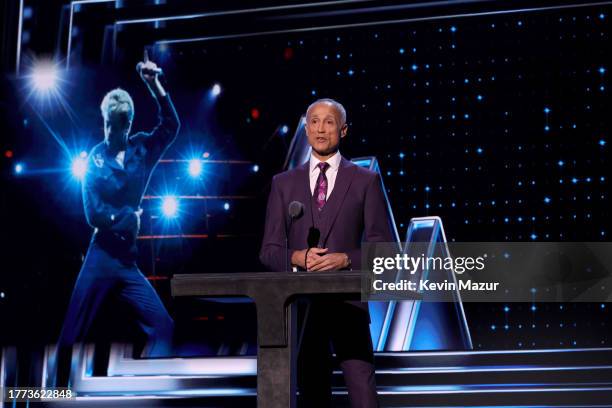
54 53 180 380
260 98 393 407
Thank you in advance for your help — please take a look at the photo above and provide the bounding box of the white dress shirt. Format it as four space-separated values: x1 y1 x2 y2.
309 151 341 200
115 150 126 168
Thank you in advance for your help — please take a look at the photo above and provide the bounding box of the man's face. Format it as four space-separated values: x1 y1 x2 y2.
305 102 347 158
104 101 133 147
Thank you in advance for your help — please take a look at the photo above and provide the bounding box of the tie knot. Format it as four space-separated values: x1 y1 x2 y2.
317 162 330 173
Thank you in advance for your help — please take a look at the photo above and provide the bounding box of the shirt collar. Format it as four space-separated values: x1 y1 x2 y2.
309 151 341 174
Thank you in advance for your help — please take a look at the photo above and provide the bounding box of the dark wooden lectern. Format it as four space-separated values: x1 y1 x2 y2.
171 271 418 407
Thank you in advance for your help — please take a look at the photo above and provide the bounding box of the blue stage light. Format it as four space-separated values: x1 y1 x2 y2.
188 159 202 177
162 196 179 218
211 83 222 97
280 125 289 135
14 163 24 174
23 59 71 113
223 202 230 211
30 61 59 93
71 151 88 180
252 164 259 173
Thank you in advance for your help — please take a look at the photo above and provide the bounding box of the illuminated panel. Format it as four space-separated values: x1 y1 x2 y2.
284 115 310 169
397 217 472 351
42 344 256 396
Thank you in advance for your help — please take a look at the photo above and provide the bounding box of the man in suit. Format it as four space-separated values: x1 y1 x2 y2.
260 98 393 407
53 54 179 385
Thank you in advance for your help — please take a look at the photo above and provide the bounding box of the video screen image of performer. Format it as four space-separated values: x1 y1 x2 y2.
52 53 180 384
260 98 393 408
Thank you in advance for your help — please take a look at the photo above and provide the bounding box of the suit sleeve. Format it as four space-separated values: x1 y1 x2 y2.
259 176 293 272
142 94 181 169
348 173 394 270
82 162 138 236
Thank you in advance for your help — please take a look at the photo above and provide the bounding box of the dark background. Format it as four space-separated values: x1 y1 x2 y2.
0 0 609 353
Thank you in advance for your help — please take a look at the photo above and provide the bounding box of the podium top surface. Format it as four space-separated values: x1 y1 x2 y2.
171 271 420 348
171 271 364 298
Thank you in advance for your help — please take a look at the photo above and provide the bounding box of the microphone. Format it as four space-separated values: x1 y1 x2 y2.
286 201 304 272
288 201 304 219
307 227 320 249
136 62 164 76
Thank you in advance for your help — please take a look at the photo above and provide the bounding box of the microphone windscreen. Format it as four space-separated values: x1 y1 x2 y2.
307 227 320 248
288 201 304 219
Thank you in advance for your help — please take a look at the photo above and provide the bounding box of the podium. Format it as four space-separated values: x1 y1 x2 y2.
171 271 419 407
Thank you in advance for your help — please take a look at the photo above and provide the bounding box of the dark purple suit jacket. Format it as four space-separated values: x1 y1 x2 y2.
260 157 394 276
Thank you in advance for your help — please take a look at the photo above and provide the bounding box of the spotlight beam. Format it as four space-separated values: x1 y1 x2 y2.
161 196 179 218
22 59 80 130
71 152 88 180
188 159 203 177
30 109 71 160
31 64 58 91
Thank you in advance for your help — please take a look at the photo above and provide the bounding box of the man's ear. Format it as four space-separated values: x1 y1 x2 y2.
340 123 348 138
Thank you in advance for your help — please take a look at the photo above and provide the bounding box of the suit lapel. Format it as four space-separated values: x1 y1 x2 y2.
319 157 357 246
300 162 312 215
295 161 312 225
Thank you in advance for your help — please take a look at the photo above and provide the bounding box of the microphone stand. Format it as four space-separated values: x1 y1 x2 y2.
285 217 291 272
285 214 297 273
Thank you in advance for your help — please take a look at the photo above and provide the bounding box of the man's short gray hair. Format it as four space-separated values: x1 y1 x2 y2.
306 98 347 126
100 88 134 122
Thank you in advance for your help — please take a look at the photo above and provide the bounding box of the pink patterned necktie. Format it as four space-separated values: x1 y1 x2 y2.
314 162 330 210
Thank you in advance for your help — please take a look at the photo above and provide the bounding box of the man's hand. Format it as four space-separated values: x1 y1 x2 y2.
306 248 328 270
307 252 350 272
291 247 327 269
110 207 143 242
137 50 167 97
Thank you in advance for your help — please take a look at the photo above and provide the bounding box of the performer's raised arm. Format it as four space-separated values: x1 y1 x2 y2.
135 51 180 167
